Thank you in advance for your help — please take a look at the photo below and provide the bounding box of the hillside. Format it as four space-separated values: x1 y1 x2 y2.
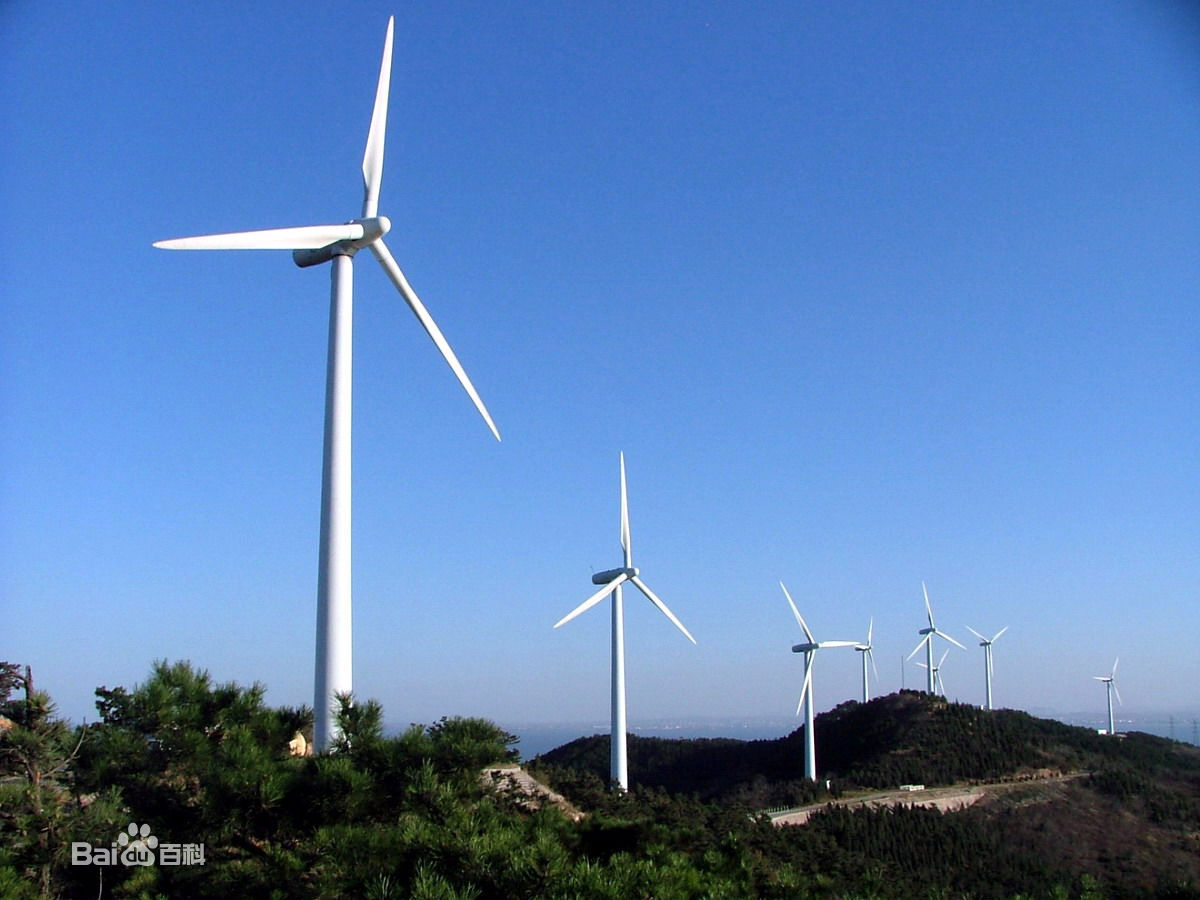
5 664 1199 899
535 691 1199 801
531 692 1200 897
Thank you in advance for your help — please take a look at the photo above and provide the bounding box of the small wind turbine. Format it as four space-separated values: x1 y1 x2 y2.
155 18 501 751
854 617 879 702
965 625 1008 710
907 583 965 693
781 583 857 781
553 454 695 791
916 648 951 696
1093 658 1122 735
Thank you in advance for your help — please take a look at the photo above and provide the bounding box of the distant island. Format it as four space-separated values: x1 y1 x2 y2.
3 660 1198 899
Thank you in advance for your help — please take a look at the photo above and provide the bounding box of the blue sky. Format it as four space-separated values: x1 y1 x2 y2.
3 1 1198 735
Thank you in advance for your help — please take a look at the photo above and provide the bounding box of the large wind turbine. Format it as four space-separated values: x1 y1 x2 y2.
966 625 1008 710
1093 658 1121 735
154 18 500 751
907 583 965 693
854 617 878 702
554 454 695 791
781 583 857 781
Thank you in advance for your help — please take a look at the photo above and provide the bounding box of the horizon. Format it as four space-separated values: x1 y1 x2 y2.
4 3 1199 734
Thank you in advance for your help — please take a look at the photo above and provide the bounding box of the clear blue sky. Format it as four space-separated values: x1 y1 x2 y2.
3 1 1198 734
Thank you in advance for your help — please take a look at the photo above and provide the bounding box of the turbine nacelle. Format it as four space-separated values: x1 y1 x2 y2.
592 566 638 585
293 216 393 267
794 640 857 654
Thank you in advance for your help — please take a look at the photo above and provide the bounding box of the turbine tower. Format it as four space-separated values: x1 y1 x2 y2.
966 625 1008 710
154 18 500 751
854 617 878 702
553 454 695 791
781 583 857 781
1093 658 1121 735
907 583 965 694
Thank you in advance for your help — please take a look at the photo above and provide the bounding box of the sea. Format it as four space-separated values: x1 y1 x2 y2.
501 711 1200 761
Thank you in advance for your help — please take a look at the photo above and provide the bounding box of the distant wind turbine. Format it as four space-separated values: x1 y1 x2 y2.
781 583 857 781
1093 658 1122 735
154 18 501 750
965 625 1008 710
854 617 878 702
916 648 951 697
554 454 696 791
907 583 965 694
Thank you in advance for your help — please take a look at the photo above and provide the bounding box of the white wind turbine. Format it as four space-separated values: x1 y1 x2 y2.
154 18 500 751
916 648 951 696
781 583 857 782
907 583 965 693
553 454 696 791
965 625 1008 710
854 617 879 703
1094 658 1122 735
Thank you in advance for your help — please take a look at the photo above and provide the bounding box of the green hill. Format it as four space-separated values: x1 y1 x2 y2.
5 663 1199 899
536 691 1199 800
531 691 1200 897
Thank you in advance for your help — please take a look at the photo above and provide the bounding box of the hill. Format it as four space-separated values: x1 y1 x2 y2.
5 663 1199 899
535 690 1199 802
531 692 1200 897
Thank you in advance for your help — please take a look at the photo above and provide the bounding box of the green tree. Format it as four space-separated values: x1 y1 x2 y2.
0 662 124 899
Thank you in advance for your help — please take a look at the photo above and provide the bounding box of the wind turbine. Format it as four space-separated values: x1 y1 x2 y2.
1093 658 1122 735
781 583 857 781
854 617 879 702
553 454 695 791
916 648 951 696
965 625 1008 710
907 583 965 693
154 18 500 751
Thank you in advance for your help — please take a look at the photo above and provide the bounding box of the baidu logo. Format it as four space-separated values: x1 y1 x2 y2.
71 822 206 867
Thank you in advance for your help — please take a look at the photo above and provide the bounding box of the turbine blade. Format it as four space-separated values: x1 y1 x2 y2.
552 574 627 629
619 452 632 567
1112 682 1123 705
936 629 967 650
907 635 931 661
154 223 364 250
869 647 880 682
361 16 394 218
965 625 986 642
1112 657 1119 677
922 582 935 627
866 616 873 646
939 648 950 667
780 582 814 643
992 626 1009 642
369 240 501 441
630 575 696 644
797 655 815 715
